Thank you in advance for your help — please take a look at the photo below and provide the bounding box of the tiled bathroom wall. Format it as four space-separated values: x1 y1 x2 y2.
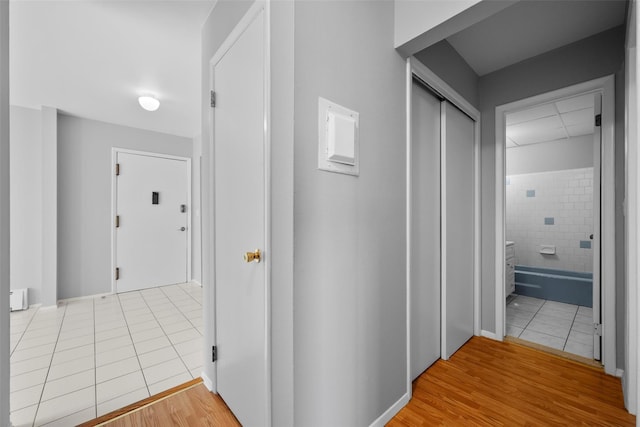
506 167 593 273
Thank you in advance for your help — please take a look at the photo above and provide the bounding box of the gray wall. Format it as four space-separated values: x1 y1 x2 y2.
294 1 406 425
506 135 594 175
192 134 202 284
10 106 43 304
415 39 480 108
477 26 626 369
42 106 57 306
57 114 192 300
0 1 10 423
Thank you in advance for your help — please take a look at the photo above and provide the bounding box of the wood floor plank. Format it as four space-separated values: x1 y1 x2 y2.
84 337 633 426
388 337 635 426
96 384 240 427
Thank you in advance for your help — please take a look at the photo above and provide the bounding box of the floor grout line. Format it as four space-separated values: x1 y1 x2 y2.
142 286 196 380
32 302 68 427
563 307 580 352
507 296 594 358
10 284 203 427
116 291 152 400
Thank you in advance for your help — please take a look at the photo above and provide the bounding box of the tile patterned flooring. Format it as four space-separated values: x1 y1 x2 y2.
9 282 203 427
506 294 595 359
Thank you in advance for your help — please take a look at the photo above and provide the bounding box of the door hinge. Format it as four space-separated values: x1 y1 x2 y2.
210 90 216 108
115 163 120 176
595 114 602 127
115 215 120 228
115 267 120 281
594 323 602 336
212 345 217 362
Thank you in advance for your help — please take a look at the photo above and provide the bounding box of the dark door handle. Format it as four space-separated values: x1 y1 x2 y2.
590 234 594 240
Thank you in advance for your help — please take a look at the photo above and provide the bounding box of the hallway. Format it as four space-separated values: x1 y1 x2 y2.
389 337 634 425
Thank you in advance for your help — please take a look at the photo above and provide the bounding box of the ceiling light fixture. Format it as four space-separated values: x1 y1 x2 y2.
138 94 160 112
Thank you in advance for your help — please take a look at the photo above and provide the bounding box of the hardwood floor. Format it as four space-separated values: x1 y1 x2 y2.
389 337 635 426
83 337 634 426
84 382 240 427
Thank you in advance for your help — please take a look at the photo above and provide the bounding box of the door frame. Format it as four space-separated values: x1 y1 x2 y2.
207 1 272 425
110 147 192 294
494 75 616 375
405 57 481 396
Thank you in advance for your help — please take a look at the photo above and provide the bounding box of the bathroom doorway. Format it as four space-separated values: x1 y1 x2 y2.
503 91 600 361
494 76 617 374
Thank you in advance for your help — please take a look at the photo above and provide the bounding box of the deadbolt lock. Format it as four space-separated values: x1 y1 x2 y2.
243 249 261 263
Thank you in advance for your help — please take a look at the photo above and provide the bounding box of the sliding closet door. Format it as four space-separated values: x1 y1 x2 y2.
442 101 474 360
410 81 441 379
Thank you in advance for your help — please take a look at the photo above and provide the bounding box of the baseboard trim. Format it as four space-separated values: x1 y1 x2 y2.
202 371 214 392
191 280 203 287
368 392 410 427
57 292 113 305
616 368 624 378
481 329 499 340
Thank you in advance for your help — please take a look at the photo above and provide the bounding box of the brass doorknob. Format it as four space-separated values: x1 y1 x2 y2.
243 249 261 263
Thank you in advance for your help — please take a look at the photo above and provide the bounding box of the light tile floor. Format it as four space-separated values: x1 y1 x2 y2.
9 282 203 427
506 295 595 359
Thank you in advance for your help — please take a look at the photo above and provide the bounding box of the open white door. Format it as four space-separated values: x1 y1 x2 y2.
115 151 189 292
212 5 269 426
410 81 441 379
441 101 475 360
592 93 602 360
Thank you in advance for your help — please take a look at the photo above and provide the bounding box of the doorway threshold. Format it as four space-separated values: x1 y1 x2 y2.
504 335 603 370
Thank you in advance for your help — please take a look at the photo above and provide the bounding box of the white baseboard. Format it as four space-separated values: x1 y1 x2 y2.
481 330 500 340
616 368 624 378
190 280 203 287
368 392 410 427
202 372 214 392
58 292 113 305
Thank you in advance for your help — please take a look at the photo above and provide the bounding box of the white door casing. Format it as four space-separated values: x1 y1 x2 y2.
494 76 616 375
410 80 441 379
113 150 190 293
210 3 270 426
441 101 476 360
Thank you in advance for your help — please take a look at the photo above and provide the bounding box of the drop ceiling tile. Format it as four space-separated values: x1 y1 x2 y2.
506 104 557 126
560 107 594 127
507 115 564 140
566 123 594 137
555 93 594 113
514 127 567 146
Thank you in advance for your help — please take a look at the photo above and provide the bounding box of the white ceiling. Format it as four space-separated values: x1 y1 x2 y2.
506 93 594 148
447 0 627 76
10 0 215 138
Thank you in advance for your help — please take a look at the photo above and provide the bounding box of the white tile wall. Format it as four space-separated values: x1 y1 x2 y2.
506 167 593 272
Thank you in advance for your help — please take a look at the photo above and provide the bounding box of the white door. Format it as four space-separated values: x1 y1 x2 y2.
213 8 267 426
410 81 441 379
442 101 475 360
115 152 189 292
592 93 602 360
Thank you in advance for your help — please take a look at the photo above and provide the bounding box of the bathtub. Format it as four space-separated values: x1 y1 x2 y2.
514 265 593 308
